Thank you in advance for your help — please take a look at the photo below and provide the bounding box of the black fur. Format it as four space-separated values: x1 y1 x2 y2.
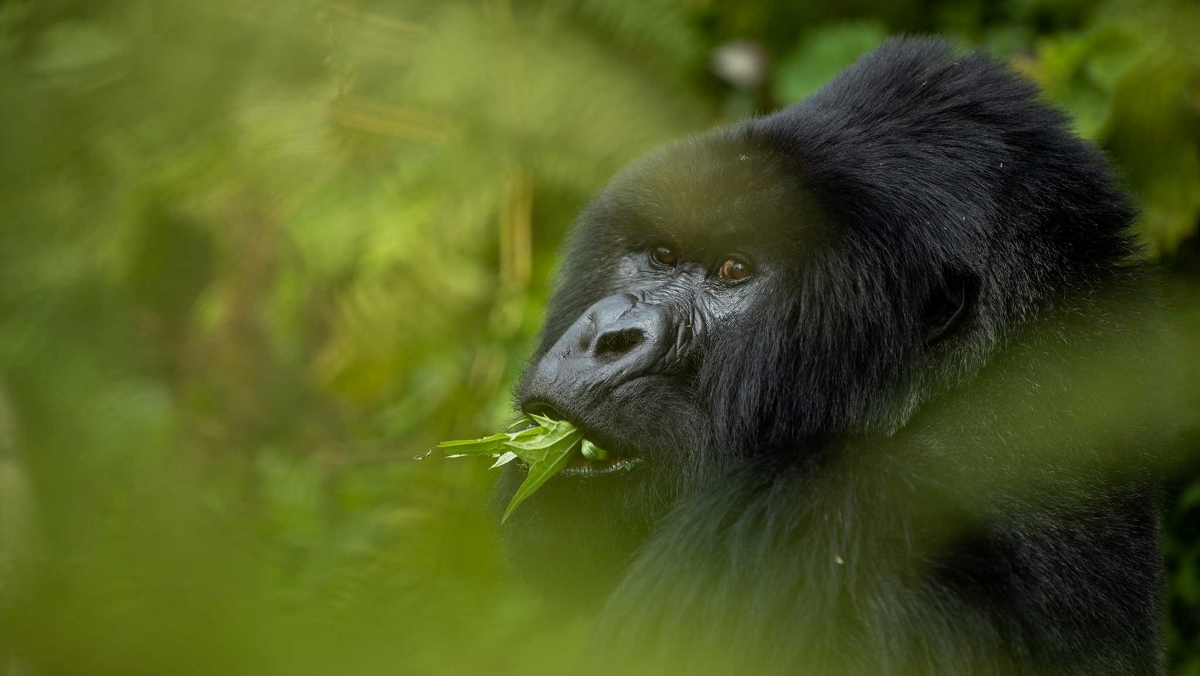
501 38 1179 675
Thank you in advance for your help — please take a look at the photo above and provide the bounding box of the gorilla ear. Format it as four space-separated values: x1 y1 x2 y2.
922 270 979 344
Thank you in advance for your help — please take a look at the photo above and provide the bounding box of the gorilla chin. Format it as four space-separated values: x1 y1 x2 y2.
496 37 1180 676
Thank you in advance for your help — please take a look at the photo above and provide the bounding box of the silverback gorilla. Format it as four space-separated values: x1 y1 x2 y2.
499 38 1179 675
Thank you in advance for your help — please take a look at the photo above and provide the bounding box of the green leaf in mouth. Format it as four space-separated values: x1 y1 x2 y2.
437 415 611 522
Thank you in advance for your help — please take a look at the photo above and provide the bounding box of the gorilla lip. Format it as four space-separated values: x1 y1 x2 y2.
559 454 643 477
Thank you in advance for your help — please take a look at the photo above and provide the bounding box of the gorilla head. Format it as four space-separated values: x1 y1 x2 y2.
498 38 1170 675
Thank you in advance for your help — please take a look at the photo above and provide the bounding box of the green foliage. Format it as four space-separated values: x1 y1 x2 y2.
1027 2 1200 254
0 0 1196 673
774 21 888 103
439 414 600 522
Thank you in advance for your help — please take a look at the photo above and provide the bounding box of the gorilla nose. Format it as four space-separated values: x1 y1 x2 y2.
525 294 672 405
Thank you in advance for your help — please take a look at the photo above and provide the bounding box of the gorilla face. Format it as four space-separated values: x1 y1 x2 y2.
517 137 809 485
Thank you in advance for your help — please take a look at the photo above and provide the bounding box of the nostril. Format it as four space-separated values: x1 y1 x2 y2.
594 328 646 362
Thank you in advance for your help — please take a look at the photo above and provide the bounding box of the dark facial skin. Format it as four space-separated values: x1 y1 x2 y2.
519 227 766 468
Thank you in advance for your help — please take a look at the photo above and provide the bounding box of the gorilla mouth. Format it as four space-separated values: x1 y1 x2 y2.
520 401 644 478
560 453 643 477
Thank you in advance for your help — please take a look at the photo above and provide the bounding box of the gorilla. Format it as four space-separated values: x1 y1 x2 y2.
499 38 1179 676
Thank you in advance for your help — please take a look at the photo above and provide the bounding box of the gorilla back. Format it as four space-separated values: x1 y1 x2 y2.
500 38 1178 675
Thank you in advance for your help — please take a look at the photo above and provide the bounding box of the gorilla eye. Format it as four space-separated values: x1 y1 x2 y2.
651 246 678 267
718 258 751 281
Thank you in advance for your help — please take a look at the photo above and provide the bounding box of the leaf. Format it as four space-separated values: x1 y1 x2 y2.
439 416 595 520
507 415 536 429
438 432 508 447
506 426 545 441
437 432 510 457
581 438 607 462
489 451 519 469
435 419 546 457
504 420 578 461
502 430 583 523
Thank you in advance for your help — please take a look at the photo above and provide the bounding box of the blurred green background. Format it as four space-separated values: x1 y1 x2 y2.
0 0 1198 674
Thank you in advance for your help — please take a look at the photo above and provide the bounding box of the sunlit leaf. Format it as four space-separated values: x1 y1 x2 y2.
489 451 519 469
581 438 607 462
440 415 593 520
501 431 581 523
